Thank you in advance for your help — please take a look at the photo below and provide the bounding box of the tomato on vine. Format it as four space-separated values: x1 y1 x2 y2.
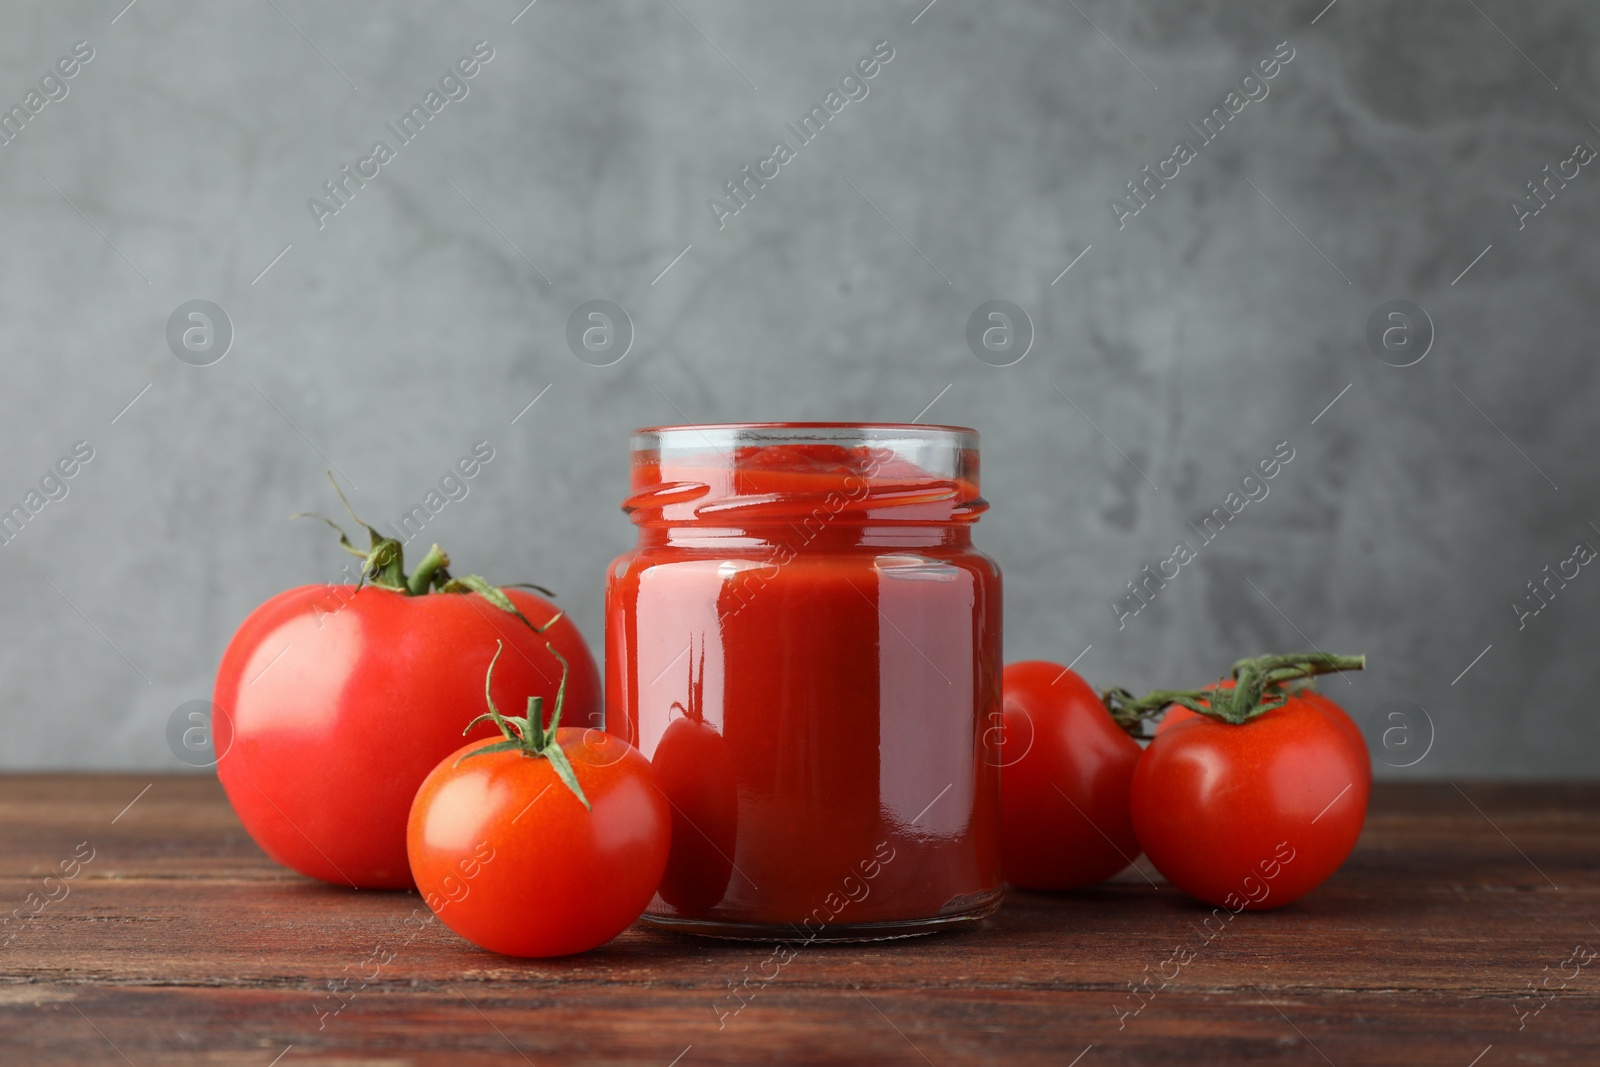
1152 673 1372 799
1109 653 1370 910
997 661 1143 890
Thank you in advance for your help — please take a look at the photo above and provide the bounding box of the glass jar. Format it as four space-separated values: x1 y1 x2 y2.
604 423 1002 940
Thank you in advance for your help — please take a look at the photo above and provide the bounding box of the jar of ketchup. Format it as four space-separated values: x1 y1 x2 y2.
605 423 1002 940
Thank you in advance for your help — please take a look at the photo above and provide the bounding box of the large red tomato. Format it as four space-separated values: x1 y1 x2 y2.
215 575 599 889
1131 691 1369 910
998 661 1143 890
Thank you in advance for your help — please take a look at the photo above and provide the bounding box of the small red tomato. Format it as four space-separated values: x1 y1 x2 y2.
1131 691 1369 910
408 643 670 957
998 661 1144 890
650 640 737 912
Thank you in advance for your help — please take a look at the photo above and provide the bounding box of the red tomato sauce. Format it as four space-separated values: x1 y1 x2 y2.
605 426 1002 938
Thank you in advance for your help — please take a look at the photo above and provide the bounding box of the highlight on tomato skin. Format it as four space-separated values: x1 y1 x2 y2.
997 660 1143 891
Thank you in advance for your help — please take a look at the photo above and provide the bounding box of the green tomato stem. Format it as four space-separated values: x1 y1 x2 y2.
457 640 592 811
406 544 450 596
1103 652 1366 732
295 472 557 628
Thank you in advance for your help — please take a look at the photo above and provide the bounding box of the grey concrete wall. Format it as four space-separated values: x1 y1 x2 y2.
0 0 1594 776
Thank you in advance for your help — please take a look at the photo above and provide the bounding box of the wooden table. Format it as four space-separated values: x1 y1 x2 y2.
1 776 1595 1065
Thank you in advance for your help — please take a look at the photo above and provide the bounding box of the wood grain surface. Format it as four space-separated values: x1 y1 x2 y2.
1 775 1596 1066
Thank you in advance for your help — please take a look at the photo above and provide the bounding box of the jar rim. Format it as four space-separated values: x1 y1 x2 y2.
632 422 979 452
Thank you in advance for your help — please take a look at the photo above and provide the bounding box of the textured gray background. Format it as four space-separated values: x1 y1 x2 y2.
0 0 1593 776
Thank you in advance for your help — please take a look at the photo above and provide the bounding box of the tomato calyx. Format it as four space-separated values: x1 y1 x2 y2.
295 472 561 635
457 640 592 810
667 636 708 725
1103 652 1366 731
